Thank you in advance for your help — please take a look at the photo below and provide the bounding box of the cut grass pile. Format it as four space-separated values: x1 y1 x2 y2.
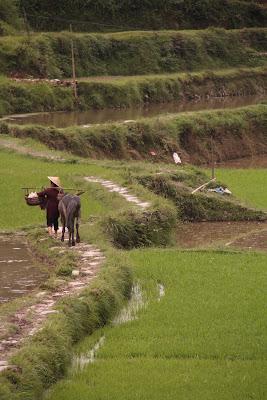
0 28 266 78
137 173 266 221
46 248 267 400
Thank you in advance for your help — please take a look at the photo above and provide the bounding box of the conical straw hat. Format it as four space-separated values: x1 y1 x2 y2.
48 176 61 187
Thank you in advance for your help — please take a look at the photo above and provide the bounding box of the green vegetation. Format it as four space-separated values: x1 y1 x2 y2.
45 248 267 400
0 76 75 115
21 0 267 31
0 149 177 248
1 140 267 399
0 149 113 230
0 0 22 35
1 1 267 399
3 104 266 164
1 67 266 115
216 168 267 210
138 173 266 221
0 28 266 78
0 252 133 400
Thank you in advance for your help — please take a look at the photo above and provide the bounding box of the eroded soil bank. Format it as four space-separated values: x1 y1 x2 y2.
0 235 46 303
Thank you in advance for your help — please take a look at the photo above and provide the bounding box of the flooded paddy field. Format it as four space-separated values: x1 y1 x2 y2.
176 221 267 250
207 155 267 169
2 95 265 128
0 235 46 303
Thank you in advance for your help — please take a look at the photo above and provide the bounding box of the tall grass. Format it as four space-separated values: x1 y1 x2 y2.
0 28 266 77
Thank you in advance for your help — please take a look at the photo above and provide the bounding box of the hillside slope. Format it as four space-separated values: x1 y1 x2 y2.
21 0 267 31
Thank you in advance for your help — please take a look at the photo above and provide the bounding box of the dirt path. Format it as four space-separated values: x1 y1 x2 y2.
0 137 65 161
85 177 150 209
0 239 105 372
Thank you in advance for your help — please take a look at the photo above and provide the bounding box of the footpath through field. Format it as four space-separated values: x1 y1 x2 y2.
0 239 104 371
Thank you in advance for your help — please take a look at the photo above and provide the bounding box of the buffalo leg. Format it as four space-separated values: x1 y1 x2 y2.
61 217 65 242
76 216 80 243
71 221 75 246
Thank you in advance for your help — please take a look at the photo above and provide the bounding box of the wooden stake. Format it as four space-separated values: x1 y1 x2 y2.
70 24 78 99
211 135 215 179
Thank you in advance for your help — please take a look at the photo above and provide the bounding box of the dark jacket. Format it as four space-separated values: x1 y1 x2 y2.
37 187 59 219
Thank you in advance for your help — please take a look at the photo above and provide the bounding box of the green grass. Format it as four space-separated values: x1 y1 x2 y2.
0 149 133 230
0 28 266 78
1 66 266 114
46 248 267 400
46 359 266 400
216 168 267 210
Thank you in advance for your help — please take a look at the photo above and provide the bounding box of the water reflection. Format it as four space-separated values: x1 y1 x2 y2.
2 95 265 128
0 236 46 303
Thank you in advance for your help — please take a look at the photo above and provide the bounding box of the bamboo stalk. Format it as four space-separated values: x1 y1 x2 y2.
191 178 216 194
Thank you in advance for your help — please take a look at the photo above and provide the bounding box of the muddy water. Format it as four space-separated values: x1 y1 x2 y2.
176 221 267 250
0 236 46 303
214 155 267 169
2 95 265 128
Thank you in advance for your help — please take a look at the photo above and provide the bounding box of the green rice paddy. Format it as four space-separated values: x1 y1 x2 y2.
46 249 267 400
216 168 267 210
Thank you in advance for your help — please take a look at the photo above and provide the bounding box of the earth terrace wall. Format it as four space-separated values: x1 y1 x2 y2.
0 67 266 115
21 0 267 31
0 28 266 78
2 104 267 164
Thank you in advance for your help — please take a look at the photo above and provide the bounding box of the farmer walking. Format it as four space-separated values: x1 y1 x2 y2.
37 177 62 238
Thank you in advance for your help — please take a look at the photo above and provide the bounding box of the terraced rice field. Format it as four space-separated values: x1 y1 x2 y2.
1 2 267 398
46 249 267 400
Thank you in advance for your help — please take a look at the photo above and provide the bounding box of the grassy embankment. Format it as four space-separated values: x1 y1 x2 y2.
0 28 266 79
22 0 267 31
2 103 267 164
0 67 266 115
46 248 267 400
